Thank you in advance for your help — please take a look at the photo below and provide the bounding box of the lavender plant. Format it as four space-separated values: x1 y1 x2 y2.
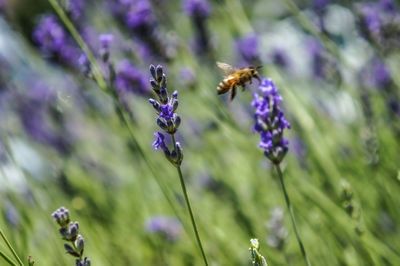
148 64 209 265
52 207 91 266
251 78 311 266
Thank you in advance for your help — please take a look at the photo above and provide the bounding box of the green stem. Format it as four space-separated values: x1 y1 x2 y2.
172 135 209 266
274 164 311 266
0 229 24 266
0 250 17 266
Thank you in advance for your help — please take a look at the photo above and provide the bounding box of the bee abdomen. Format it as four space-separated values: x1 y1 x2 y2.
217 80 231 94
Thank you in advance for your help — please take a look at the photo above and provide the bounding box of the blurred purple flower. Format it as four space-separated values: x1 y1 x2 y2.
125 0 155 29
305 38 329 79
146 215 182 242
380 0 395 12
16 80 71 154
114 59 149 95
312 0 330 15
184 0 212 55
252 78 290 164
358 3 382 36
183 0 211 18
4 201 20 227
179 67 195 85
33 14 80 65
67 0 85 21
236 33 260 65
371 59 391 88
33 14 66 54
99 34 114 49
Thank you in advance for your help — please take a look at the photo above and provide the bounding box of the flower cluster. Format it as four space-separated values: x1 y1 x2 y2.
52 207 91 266
33 14 80 66
149 64 183 167
145 216 182 242
251 78 290 164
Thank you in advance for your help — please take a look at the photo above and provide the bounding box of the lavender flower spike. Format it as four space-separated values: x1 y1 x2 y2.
252 78 290 164
52 207 91 265
148 64 208 265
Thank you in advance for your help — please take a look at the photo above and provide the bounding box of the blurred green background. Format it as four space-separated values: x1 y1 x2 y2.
0 0 399 265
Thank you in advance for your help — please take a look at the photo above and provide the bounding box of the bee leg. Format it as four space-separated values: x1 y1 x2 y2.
229 86 237 102
241 85 246 92
255 75 261 83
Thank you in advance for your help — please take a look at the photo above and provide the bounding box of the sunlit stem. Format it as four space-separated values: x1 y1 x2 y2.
172 135 209 266
274 164 311 266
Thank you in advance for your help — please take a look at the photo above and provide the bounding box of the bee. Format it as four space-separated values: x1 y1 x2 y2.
216 62 262 101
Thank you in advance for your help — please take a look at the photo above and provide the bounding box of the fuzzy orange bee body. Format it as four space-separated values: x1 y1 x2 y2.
216 62 261 101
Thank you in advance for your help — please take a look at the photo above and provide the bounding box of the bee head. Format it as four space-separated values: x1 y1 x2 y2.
252 66 262 82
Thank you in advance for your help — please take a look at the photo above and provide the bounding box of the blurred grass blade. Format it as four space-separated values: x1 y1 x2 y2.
0 229 24 266
0 250 17 266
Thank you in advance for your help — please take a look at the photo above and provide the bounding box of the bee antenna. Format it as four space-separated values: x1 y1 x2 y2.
256 66 263 70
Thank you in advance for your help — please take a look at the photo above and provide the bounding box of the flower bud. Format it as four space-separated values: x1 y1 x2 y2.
75 235 85 256
156 65 163 82
149 98 161 112
149 64 157 80
64 244 79 257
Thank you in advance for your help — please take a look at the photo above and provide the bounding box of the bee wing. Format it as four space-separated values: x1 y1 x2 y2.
216 62 236 75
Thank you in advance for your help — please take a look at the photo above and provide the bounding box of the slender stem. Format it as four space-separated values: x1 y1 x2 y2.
274 164 311 266
0 250 17 266
0 229 24 266
172 135 209 266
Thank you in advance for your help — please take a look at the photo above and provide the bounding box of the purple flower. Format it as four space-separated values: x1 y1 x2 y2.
305 38 329 79
66 0 85 21
52 207 90 263
146 216 182 242
33 14 66 54
252 78 290 164
152 132 167 151
114 59 149 95
183 0 211 18
371 59 391 88
184 0 212 55
179 67 196 87
99 33 114 48
358 3 382 36
149 65 183 166
125 0 155 29
380 0 395 12
236 33 260 65
312 0 330 15
33 14 80 65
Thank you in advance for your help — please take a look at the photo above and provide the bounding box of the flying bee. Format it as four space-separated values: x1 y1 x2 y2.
216 62 262 101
